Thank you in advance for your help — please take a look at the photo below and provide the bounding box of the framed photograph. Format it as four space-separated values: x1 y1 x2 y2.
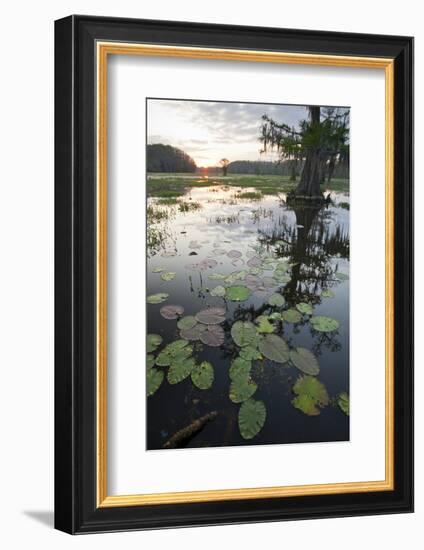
54 15 413 534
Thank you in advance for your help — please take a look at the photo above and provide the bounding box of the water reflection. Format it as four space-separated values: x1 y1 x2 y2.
146 185 349 450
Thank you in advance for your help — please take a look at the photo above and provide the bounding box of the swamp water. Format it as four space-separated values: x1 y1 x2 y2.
146 184 349 450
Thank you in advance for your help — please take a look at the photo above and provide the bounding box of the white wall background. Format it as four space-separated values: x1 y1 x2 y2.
0 0 420 547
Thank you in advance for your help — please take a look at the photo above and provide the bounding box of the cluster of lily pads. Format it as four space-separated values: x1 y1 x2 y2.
146 241 350 441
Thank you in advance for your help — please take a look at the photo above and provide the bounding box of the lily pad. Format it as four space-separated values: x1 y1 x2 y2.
167 357 196 385
160 304 184 320
229 357 251 381
310 316 340 332
337 392 350 415
282 308 302 323
248 266 263 276
240 346 262 361
229 378 257 403
247 256 262 268
161 271 176 282
224 270 247 285
335 272 349 281
321 289 335 298
200 325 225 347
255 315 275 334
238 399 266 440
152 267 164 273
180 323 207 341
147 368 164 396
227 250 242 258
191 361 214 390
195 307 226 325
147 292 169 304
177 315 197 330
146 354 155 369
226 285 251 302
208 272 227 280
146 333 163 353
290 347 320 375
210 285 226 297
258 334 289 364
296 302 314 315
273 271 291 283
292 375 329 416
156 340 192 366
231 321 257 347
269 312 283 321
261 277 277 289
268 293 285 307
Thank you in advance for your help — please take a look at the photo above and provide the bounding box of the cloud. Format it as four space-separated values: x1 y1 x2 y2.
147 98 347 166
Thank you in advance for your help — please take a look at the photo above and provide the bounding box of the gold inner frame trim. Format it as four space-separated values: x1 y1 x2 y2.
96 42 395 508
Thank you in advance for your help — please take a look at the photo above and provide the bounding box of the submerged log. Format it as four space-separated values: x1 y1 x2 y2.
163 411 218 449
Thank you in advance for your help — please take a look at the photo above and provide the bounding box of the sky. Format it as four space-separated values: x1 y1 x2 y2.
147 99 308 167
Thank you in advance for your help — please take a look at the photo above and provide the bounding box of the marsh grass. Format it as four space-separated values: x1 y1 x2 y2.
178 201 202 212
147 173 349 197
236 191 263 200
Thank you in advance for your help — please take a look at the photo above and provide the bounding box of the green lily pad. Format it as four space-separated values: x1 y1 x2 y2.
238 399 266 439
160 304 184 320
208 272 227 280
292 375 329 416
195 307 226 325
177 316 197 330
321 289 335 298
229 378 257 403
226 285 251 302
255 315 275 334
282 308 302 323
229 357 251 381
147 292 169 304
210 285 226 297
296 302 314 315
335 272 349 281
167 357 196 385
146 333 163 353
290 347 320 375
191 361 214 390
146 354 155 369
147 368 164 396
156 340 192 367
273 271 291 283
240 346 262 361
268 293 285 307
152 266 164 273
269 312 283 321
337 392 350 415
231 321 257 347
258 334 289 364
248 266 263 276
161 271 176 281
224 270 247 285
310 316 340 332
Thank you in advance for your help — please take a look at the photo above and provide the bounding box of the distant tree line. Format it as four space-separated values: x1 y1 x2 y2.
227 159 348 179
147 144 197 173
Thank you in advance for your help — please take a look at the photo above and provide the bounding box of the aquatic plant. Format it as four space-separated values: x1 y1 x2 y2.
292 375 329 416
238 399 266 440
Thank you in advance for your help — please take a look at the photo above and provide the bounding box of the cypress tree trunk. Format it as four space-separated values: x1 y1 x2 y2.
294 106 323 199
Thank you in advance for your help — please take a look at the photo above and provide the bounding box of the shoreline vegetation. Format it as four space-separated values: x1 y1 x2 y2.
147 173 349 199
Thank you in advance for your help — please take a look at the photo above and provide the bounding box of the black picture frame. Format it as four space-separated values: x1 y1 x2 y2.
55 14 414 534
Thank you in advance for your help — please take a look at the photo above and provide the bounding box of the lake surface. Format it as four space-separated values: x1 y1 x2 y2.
146 183 349 450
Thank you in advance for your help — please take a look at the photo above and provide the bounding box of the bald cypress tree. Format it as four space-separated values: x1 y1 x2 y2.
260 107 349 200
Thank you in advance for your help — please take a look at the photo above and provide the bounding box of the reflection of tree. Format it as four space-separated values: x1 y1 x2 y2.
258 203 349 308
